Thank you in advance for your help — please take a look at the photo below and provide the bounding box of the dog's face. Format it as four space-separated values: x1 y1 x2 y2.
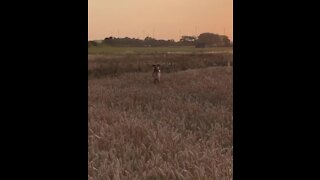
152 64 161 72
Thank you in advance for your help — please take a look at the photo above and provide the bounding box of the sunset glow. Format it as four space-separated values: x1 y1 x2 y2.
88 0 233 41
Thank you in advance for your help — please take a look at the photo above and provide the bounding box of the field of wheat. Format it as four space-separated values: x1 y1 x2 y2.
88 53 233 180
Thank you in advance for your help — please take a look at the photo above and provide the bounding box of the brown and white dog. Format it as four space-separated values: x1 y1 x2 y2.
152 64 161 84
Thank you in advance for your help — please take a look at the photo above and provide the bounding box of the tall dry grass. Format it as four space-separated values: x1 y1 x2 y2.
88 53 232 79
89 55 233 180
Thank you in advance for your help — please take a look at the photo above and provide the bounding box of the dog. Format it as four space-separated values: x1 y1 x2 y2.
152 64 161 84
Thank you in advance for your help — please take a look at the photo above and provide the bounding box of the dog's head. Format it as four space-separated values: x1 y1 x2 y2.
152 64 161 72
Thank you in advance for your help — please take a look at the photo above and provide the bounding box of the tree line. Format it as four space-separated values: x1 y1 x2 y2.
88 32 232 48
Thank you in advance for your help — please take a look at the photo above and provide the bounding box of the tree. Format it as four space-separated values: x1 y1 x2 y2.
103 37 114 45
144 36 156 46
197 33 231 47
220 35 231 46
197 33 220 46
195 42 206 48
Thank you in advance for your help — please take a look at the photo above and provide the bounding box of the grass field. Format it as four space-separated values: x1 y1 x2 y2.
88 53 233 79
88 45 233 55
88 49 233 180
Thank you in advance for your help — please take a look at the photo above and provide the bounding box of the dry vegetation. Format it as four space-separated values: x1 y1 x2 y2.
88 53 233 180
88 53 232 79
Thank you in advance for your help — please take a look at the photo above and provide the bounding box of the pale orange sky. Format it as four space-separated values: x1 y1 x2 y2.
88 0 233 41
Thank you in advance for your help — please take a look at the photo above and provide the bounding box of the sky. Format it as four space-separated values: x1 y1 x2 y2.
88 0 233 41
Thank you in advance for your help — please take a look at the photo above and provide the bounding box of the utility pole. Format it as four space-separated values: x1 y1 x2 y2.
195 26 197 37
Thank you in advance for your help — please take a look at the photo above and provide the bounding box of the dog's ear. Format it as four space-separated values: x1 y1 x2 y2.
157 64 161 67
152 65 156 67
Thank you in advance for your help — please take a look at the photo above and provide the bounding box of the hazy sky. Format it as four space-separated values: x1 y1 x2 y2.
88 0 233 41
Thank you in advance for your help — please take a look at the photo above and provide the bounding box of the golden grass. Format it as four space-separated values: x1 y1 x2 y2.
88 53 233 79
89 56 233 180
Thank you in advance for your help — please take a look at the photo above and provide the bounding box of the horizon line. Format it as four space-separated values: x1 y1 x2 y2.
88 33 232 42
